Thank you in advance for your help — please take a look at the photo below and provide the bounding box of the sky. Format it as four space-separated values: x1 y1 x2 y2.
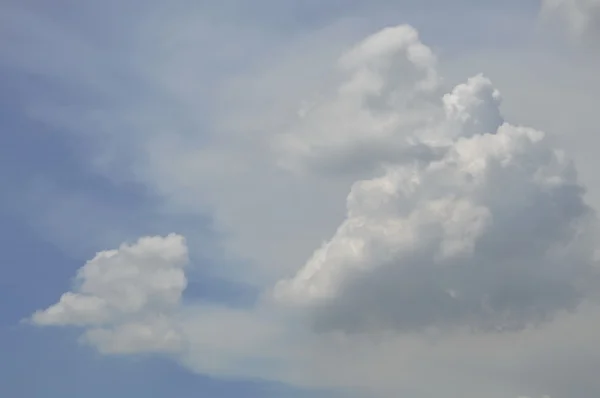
1 0 600 397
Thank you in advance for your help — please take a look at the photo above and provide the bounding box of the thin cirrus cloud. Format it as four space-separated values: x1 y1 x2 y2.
540 0 600 43
26 6 600 395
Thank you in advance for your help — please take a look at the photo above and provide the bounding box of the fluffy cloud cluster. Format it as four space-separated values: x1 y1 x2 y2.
541 0 600 42
31 234 189 354
275 25 443 176
274 26 598 334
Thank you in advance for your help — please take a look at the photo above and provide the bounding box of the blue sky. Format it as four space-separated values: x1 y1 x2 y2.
0 60 289 397
2 1 600 397
0 39 319 398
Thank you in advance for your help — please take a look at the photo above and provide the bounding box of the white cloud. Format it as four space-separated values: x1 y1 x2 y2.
274 51 598 334
442 74 503 139
31 234 189 354
29 234 294 378
274 25 442 177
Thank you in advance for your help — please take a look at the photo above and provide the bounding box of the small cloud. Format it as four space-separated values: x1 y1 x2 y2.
30 234 189 354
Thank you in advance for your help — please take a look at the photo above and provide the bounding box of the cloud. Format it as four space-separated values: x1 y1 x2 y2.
274 25 442 177
31 234 189 354
274 65 598 334
540 0 600 43
28 233 294 379
16 3 600 397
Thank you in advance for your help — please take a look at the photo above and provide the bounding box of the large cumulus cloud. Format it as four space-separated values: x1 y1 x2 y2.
274 27 599 334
